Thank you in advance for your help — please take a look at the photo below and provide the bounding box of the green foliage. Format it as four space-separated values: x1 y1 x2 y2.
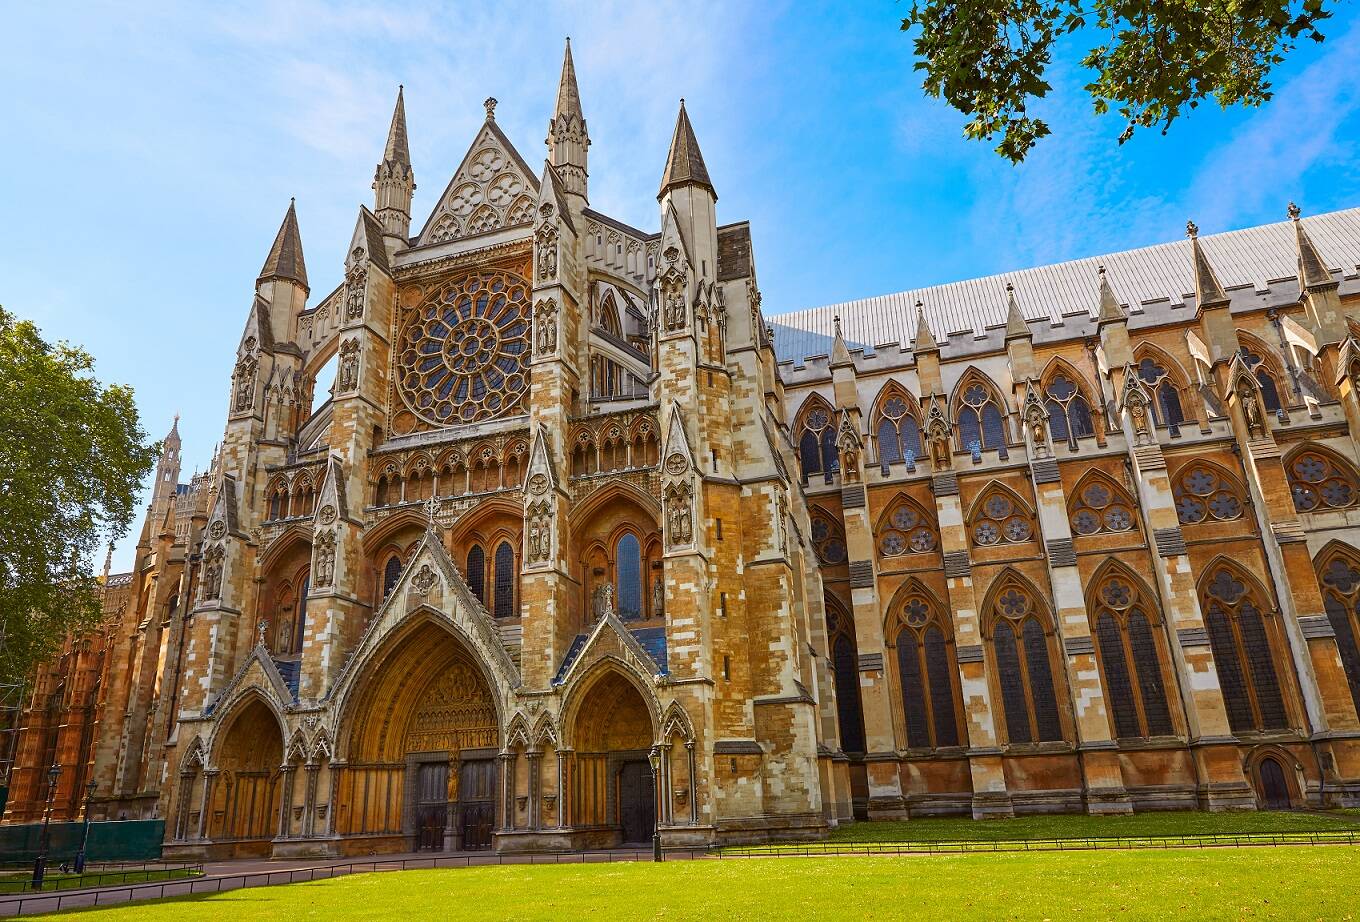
901 0 1332 162
0 306 158 687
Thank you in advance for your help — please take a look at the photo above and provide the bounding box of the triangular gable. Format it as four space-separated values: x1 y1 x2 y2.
205 646 293 715
662 401 696 473
657 200 692 275
525 429 559 494
314 454 352 525
553 611 665 688
208 473 245 539
239 295 275 354
536 160 576 234
416 118 541 245
349 206 390 274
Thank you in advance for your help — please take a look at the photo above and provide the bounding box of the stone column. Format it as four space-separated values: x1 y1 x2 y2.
499 753 515 831
324 765 343 836
197 771 218 840
276 765 294 838
686 742 698 825
527 751 542 830
555 750 567 829
303 764 320 838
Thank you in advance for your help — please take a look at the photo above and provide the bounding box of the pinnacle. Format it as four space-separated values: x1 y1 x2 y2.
383 85 410 166
1186 221 1228 308
1097 265 1126 324
258 199 308 291
1004 282 1030 339
913 300 938 352
1290 203 1333 290
554 37 583 125
658 98 715 201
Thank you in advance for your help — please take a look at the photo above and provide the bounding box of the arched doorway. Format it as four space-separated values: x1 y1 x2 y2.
1255 756 1292 810
569 669 656 846
340 619 500 852
210 696 284 855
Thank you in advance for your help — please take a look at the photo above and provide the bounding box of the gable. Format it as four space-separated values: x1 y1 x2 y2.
416 120 540 246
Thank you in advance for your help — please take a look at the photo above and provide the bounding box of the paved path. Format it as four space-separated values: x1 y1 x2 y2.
0 848 684 917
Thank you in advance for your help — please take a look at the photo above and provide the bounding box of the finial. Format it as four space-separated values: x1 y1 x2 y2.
680 97 686 107
915 299 924 309
424 495 439 532
1186 219 1199 239
1288 201 1301 221
1005 282 1014 294
1098 264 1107 277
833 314 842 336
484 97 497 120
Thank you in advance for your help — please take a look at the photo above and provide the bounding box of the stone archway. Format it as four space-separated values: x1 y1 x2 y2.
338 618 500 852
567 668 657 847
209 695 284 855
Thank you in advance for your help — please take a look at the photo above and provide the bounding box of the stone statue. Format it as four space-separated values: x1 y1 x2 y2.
652 575 664 616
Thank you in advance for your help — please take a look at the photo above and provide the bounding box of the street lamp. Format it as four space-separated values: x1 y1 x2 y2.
31 762 60 891
74 780 97 874
647 749 662 863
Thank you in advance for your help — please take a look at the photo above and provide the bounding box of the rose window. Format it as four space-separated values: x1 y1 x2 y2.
1172 465 1245 525
1287 450 1360 513
878 501 938 557
396 271 531 427
971 491 1033 547
1069 478 1136 536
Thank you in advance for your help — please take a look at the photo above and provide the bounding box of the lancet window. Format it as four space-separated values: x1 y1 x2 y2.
1068 474 1137 536
1172 464 1245 525
1089 572 1174 738
988 579 1063 744
827 602 867 754
970 487 1034 548
890 588 961 749
1287 448 1360 513
955 374 1008 457
1317 548 1360 717
1043 371 1096 447
809 508 848 565
873 385 923 474
877 497 938 557
1134 354 1186 432
1200 564 1289 733
796 398 839 484
1238 345 1285 413
382 555 403 602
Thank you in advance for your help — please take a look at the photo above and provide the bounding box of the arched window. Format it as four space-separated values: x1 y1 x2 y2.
989 579 1063 744
1135 354 1186 432
267 481 287 521
1239 345 1284 413
873 386 922 474
827 604 866 753
809 508 848 565
877 497 938 557
466 545 485 604
1068 474 1138 536
493 541 515 619
616 533 643 620
1316 549 1360 717
1287 449 1360 513
970 487 1034 547
891 589 960 749
382 555 403 601
1172 463 1245 525
795 399 839 483
1043 371 1095 448
1200 565 1288 733
956 377 1008 456
1090 572 1174 738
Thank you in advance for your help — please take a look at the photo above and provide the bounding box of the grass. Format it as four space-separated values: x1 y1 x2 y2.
818 809 1360 844
25 848 1360 920
0 868 199 895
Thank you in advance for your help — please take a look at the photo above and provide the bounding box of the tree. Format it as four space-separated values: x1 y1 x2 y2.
902 0 1332 163
0 306 158 687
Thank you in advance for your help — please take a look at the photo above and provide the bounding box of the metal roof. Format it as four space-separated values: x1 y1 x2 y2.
770 207 1360 364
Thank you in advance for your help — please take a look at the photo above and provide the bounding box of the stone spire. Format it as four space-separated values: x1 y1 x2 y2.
374 86 416 240
912 300 938 353
1186 219 1228 309
830 314 853 368
258 199 308 292
1290 203 1334 292
548 38 589 200
150 414 183 523
1096 265 1127 325
658 99 715 201
1004 283 1030 340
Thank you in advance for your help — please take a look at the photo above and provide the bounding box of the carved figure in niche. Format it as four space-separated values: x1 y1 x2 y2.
535 300 558 356
652 575 664 616
233 358 257 412
345 262 367 320
663 281 687 332
837 411 861 483
666 482 694 547
536 225 558 281
925 403 951 470
337 339 360 392
256 617 270 649
525 501 552 565
1237 377 1265 437
592 582 615 620
201 545 224 601
1021 384 1049 455
313 531 337 588
776 492 789 554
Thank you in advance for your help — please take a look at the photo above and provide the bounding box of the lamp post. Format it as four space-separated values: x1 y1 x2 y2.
31 762 60 891
647 749 662 863
74 780 97 874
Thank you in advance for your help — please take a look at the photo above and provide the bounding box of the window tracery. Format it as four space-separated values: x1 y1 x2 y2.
970 487 1034 547
1089 571 1174 738
987 578 1063 744
1172 464 1245 525
796 398 840 483
809 508 848 565
877 497 938 557
1043 371 1096 448
827 602 866 753
1068 474 1137 536
1287 448 1360 513
890 588 960 749
394 271 530 430
1238 344 1285 413
873 384 922 474
1134 353 1186 432
1317 548 1360 717
954 372 1009 457
1200 564 1289 733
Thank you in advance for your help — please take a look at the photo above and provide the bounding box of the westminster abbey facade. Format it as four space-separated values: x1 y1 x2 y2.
6 42 1360 855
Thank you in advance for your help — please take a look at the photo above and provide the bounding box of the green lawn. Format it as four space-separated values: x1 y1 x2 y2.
819 809 1360 844
0 868 199 895
28 848 1360 920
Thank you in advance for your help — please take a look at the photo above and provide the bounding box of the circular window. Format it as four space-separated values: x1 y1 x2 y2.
395 271 531 427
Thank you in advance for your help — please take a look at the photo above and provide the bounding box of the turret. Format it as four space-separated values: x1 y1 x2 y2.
150 415 183 525
373 86 415 242
256 199 309 343
547 39 589 202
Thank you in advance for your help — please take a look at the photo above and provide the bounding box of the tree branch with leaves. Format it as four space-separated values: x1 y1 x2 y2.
902 0 1332 162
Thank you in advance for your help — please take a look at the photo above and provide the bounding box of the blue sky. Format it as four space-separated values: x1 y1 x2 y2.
3 1 1358 571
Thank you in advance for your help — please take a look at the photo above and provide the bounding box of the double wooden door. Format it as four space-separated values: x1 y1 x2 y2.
617 761 656 845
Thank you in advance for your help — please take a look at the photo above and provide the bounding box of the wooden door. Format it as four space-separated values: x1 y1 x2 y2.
1258 757 1291 809
459 759 496 850
617 761 655 844
415 762 448 851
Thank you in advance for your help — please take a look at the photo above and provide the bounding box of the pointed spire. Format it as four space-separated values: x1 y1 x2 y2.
658 99 715 201
555 38 583 126
258 199 309 291
1096 265 1127 324
1290 203 1334 291
912 300 938 352
1186 218 1228 309
830 314 853 367
383 86 410 166
166 413 181 446
1004 283 1030 339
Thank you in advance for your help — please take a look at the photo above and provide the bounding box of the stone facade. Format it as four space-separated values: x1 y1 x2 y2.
6 45 1360 853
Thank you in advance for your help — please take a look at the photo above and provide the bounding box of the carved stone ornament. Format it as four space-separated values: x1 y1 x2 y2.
312 531 337 588
662 275 687 333
412 564 438 595
318 504 337 525
345 261 368 320
665 452 689 476
208 520 226 541
337 338 361 393
1237 376 1265 437
925 400 952 470
1021 382 1049 456
526 500 553 565
535 224 558 282
233 357 258 412
1119 364 1154 446
201 545 225 602
538 202 554 220
528 472 549 496
665 481 695 548
534 299 559 356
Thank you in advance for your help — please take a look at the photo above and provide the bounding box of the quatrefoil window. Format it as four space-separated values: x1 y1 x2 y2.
1287 450 1360 513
